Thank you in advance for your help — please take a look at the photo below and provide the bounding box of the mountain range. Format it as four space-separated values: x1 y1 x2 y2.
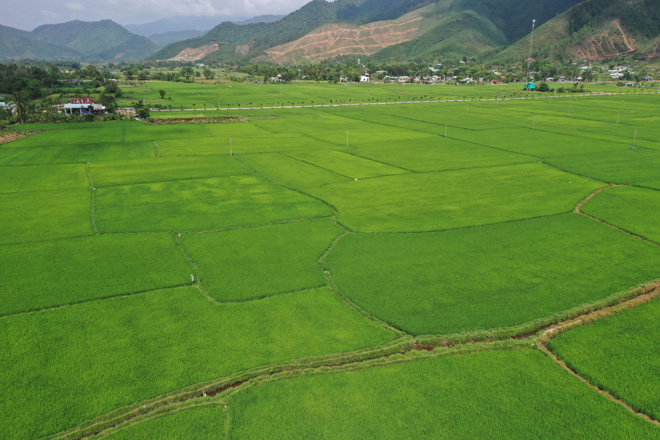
0 20 157 61
150 0 660 64
1 0 659 63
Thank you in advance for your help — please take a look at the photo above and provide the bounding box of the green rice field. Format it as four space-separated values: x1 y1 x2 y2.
2 84 660 438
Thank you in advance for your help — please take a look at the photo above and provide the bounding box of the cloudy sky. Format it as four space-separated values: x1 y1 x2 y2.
0 0 314 31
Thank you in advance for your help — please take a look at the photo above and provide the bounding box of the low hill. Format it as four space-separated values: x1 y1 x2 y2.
495 0 660 62
31 20 158 60
261 4 445 64
150 0 348 62
153 0 582 64
0 25 80 60
371 9 509 61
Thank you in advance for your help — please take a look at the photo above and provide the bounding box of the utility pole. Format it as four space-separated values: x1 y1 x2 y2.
230 136 233 156
632 128 637 150
525 19 536 90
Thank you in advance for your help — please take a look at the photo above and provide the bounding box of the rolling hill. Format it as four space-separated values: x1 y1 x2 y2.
31 20 158 60
0 25 80 60
495 0 660 62
151 0 582 64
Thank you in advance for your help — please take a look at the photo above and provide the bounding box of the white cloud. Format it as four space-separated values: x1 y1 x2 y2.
2 0 314 31
65 2 86 11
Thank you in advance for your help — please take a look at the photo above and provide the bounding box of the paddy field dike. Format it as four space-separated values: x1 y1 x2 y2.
2 84 660 439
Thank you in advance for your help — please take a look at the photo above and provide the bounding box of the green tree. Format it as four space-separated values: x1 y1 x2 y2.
11 90 29 124
159 89 166 99
105 80 119 94
181 67 194 82
137 70 150 81
203 68 215 80
124 69 136 82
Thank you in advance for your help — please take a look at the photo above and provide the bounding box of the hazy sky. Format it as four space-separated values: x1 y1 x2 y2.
0 0 314 31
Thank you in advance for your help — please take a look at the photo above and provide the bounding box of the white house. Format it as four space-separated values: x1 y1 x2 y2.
360 74 370 82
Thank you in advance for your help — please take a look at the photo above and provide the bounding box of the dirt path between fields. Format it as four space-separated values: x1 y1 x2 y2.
575 184 660 247
0 130 40 145
538 281 660 428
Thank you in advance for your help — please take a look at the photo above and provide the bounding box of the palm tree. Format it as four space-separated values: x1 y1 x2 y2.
12 91 28 124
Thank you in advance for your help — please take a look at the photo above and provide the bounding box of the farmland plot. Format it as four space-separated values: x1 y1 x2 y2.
0 141 155 165
3 91 660 439
582 186 660 243
545 149 660 189
0 234 192 314
308 162 601 232
0 287 394 439
549 298 660 421
226 349 660 440
0 187 93 244
95 175 333 233
179 219 343 301
326 214 660 335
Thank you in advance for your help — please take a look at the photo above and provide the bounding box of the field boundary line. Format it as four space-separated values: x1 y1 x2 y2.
45 337 415 440
574 185 660 248
0 233 98 248
90 171 253 189
43 280 660 438
0 185 93 196
342 150 415 174
540 345 660 430
99 339 532 438
354 159 541 181
147 92 631 113
574 184 623 212
281 152 355 180
541 160 613 184
172 233 219 305
232 154 353 232
438 132 544 160
85 162 100 235
413 279 660 348
362 212 571 236
538 281 660 429
0 284 193 319
180 215 336 235
317 232 409 338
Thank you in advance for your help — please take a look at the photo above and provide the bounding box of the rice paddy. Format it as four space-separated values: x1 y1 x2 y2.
2 83 660 438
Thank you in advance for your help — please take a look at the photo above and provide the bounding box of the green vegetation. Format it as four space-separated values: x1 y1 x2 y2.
308 163 601 232
549 298 660 420
0 188 93 244
546 149 660 189
105 405 227 439
180 219 343 301
0 163 87 193
326 214 660 335
2 88 660 439
0 234 192 315
356 136 535 172
227 349 660 439
95 175 333 233
582 186 660 243
90 156 251 187
239 153 349 189
0 287 394 439
286 149 407 179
